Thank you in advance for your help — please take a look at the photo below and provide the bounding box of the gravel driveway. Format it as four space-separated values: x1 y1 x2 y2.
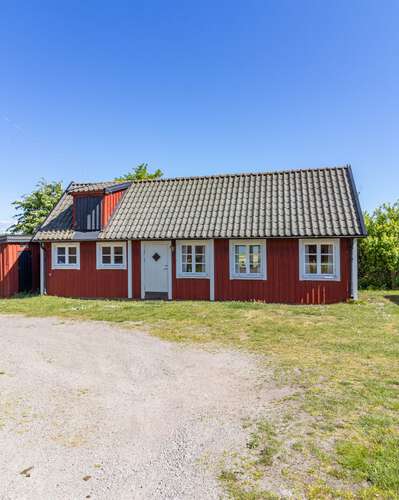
0 315 287 500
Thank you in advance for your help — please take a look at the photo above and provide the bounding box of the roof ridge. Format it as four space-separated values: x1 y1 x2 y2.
68 166 350 187
124 165 350 185
70 180 116 186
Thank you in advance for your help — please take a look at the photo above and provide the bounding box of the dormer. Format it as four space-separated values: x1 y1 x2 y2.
70 182 131 232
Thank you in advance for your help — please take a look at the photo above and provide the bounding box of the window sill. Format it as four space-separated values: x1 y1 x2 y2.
300 275 340 281
176 273 209 279
230 274 266 281
52 265 80 270
96 265 126 270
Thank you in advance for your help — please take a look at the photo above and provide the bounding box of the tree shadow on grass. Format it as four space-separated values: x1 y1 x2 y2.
384 295 399 305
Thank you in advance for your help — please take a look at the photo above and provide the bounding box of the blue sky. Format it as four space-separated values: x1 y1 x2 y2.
1 0 398 231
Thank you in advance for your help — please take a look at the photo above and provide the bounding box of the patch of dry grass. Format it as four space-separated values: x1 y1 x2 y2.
1 291 398 497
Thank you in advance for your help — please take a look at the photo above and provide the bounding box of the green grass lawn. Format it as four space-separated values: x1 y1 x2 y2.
1 291 398 499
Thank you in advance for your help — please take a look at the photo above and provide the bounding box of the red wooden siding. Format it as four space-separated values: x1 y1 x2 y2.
132 240 141 299
214 238 350 304
42 238 351 303
0 243 40 297
0 243 17 297
102 190 125 227
45 242 127 298
172 240 210 300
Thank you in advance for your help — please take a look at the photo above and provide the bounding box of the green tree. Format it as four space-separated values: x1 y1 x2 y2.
9 179 63 235
359 201 399 289
115 163 163 182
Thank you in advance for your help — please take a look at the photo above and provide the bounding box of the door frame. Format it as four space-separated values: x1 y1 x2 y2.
140 241 172 300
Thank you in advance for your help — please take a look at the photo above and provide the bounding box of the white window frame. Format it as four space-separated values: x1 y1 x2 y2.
96 242 127 270
51 243 80 270
299 238 341 281
229 239 267 280
176 240 210 278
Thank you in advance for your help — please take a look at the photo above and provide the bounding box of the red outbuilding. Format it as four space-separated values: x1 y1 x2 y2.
0 235 40 297
33 166 367 304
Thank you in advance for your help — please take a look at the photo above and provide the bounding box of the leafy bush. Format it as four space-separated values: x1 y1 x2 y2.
359 201 399 289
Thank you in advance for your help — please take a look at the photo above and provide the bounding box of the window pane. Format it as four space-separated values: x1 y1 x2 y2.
181 245 192 272
194 247 205 273
321 245 334 274
235 245 247 274
321 263 333 274
249 245 261 273
195 263 205 273
182 263 192 273
321 244 333 255
305 244 317 255
101 246 111 264
305 253 317 274
57 247 66 264
113 246 124 265
195 247 205 263
195 245 205 255
182 245 192 263
68 247 77 264
321 253 333 274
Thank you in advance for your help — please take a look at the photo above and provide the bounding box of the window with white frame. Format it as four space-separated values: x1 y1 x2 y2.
96 242 126 269
176 241 209 277
299 239 340 280
52 243 80 269
229 240 266 279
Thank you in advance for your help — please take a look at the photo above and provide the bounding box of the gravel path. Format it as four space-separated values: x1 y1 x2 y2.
0 315 288 500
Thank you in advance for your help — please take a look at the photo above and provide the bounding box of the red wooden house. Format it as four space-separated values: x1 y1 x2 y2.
33 166 366 304
0 235 40 297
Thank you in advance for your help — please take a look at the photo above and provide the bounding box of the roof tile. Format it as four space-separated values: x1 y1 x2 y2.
34 166 366 241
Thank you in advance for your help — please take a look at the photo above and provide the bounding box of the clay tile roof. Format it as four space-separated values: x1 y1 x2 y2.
34 166 366 241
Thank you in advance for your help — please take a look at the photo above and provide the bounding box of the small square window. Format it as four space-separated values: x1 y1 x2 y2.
230 240 266 279
52 244 80 269
177 241 208 277
97 243 126 269
300 240 339 281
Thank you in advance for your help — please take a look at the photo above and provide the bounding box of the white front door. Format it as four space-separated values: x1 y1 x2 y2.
142 241 171 299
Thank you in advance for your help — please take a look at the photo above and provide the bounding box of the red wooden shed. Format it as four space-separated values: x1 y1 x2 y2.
0 235 40 297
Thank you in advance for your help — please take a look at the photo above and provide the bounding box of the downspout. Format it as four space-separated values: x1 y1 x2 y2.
40 243 47 295
350 238 358 300
127 240 132 299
